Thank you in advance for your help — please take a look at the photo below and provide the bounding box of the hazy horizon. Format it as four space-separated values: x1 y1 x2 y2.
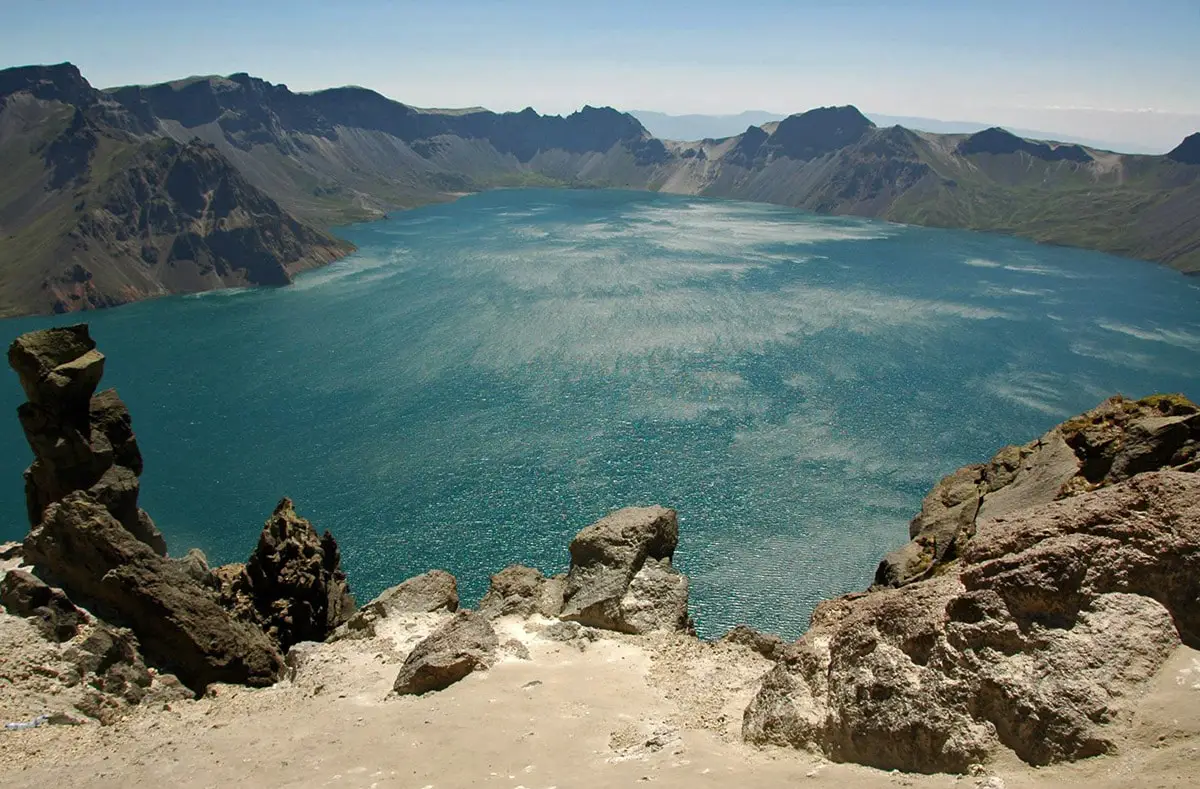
3 0 1199 152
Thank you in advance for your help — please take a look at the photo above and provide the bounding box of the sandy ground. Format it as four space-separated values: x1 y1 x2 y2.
1 607 1198 789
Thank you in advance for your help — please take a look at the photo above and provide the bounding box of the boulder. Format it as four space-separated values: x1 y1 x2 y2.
0 568 87 641
877 394 1199 586
216 498 356 651
719 624 786 661
23 492 283 692
478 564 563 619
393 610 499 695
7 323 104 407
338 569 458 639
560 506 690 634
744 470 1199 773
8 325 165 554
175 548 217 589
618 558 690 634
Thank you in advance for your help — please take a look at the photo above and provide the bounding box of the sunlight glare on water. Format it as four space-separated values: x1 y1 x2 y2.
3 189 1199 638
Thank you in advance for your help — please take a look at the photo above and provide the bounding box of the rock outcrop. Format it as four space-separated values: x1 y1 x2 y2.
719 625 786 661
877 394 1199 587
8 325 166 554
744 470 1200 773
337 569 457 639
23 492 283 692
0 568 87 642
215 498 356 652
392 610 499 695
478 564 564 619
560 506 691 634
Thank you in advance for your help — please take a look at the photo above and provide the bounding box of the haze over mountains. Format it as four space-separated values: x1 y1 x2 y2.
2 62 1198 317
630 110 1162 155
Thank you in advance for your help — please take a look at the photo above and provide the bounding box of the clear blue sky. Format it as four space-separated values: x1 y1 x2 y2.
3 0 1198 148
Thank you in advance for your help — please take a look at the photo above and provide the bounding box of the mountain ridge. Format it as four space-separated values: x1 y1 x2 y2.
2 62 1199 316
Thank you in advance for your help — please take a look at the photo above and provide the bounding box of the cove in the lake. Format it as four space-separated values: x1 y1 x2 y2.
3 189 1199 638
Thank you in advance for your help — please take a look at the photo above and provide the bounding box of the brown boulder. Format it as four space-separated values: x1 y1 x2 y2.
23 492 283 692
560 506 690 634
0 568 87 641
744 471 1199 773
478 564 563 619
719 624 786 661
877 394 1200 587
8 325 165 554
338 569 457 639
393 610 499 695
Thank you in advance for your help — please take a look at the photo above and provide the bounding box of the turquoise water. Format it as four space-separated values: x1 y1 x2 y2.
3 189 1200 638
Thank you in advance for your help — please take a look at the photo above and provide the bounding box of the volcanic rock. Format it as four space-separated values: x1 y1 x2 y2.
215 498 356 651
719 624 787 661
337 569 457 639
0 568 87 642
744 470 1199 773
876 394 1199 586
8 325 165 554
393 610 499 695
23 492 283 692
560 506 690 634
478 564 564 619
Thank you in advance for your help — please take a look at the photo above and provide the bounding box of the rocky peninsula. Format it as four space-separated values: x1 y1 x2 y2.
1 325 1198 787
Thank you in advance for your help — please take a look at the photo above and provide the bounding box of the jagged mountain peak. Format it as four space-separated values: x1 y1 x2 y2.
958 126 1091 162
766 104 875 160
0 61 96 105
1167 132 1200 165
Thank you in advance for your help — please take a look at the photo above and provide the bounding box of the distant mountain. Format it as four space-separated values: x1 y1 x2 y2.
629 110 787 142
1168 133 1200 165
0 64 350 317
634 108 1159 154
3 63 1199 316
865 113 1159 154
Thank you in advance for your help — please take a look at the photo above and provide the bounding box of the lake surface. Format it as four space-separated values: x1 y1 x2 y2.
3 189 1200 638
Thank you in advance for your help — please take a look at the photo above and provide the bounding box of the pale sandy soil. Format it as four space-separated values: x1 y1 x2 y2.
2 606 1197 789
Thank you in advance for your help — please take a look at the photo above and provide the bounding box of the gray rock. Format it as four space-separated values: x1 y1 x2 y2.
370 569 458 615
393 611 499 695
560 506 690 634
175 548 216 589
876 394 1200 587
543 620 584 642
719 625 786 661
745 470 1200 773
338 569 457 639
23 492 283 693
500 638 532 661
478 564 562 619
0 568 87 641
618 558 690 634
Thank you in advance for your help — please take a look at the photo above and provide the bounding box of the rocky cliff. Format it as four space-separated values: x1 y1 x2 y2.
0 64 352 317
2 326 1199 784
4 62 1199 317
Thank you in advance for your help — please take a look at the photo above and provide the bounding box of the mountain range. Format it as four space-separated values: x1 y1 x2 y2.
630 110 1166 155
1 62 1198 317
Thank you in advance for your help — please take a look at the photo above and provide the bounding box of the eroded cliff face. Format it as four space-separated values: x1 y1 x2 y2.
0 66 353 317
743 394 1200 773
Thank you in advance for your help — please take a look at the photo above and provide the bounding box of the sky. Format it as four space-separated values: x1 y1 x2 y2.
2 0 1198 151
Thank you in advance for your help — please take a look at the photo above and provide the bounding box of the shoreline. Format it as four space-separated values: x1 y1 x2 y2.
3 183 1196 321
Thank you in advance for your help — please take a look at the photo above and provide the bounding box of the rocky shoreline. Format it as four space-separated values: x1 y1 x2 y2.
2 325 1199 783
